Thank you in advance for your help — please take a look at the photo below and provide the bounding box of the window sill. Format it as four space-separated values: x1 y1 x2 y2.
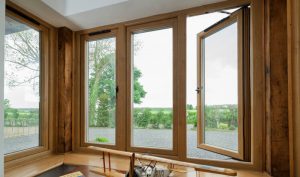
5 153 268 177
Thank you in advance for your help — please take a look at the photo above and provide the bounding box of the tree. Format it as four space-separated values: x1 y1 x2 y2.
4 99 10 119
5 29 40 90
12 109 19 119
133 68 146 104
88 39 146 127
150 112 160 129
186 104 194 110
134 109 149 128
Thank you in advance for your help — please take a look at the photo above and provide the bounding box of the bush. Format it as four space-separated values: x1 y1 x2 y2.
134 109 150 128
229 125 236 130
193 118 197 128
163 112 172 129
158 111 173 129
218 123 228 129
187 111 197 124
149 113 160 129
95 137 109 143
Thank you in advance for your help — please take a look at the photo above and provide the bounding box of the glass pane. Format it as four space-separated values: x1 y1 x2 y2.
202 22 238 152
86 37 116 145
186 13 234 160
132 28 173 149
4 16 40 154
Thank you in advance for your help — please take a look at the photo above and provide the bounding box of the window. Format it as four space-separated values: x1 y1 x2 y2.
127 19 178 154
76 1 263 168
81 30 120 148
187 7 250 161
4 12 49 157
84 32 117 146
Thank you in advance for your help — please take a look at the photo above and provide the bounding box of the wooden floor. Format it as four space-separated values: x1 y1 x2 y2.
5 153 268 177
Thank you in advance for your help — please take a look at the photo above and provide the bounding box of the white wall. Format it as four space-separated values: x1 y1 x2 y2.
0 0 4 177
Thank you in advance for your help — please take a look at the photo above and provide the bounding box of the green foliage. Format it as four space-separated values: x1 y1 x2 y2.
4 108 39 127
218 123 228 129
149 112 160 129
88 39 146 128
186 104 194 110
133 109 173 129
4 99 10 109
134 109 149 128
161 112 172 129
95 137 109 143
187 111 197 128
133 69 147 104
193 105 238 130
12 109 19 119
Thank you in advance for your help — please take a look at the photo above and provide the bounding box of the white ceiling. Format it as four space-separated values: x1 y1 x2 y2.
11 0 225 31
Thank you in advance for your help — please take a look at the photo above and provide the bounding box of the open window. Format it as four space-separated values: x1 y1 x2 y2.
196 7 250 160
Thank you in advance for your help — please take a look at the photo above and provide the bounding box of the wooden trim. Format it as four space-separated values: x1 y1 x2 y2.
117 25 127 151
76 0 251 35
242 7 251 162
196 10 247 160
126 18 179 156
287 0 300 176
177 14 187 161
6 1 55 29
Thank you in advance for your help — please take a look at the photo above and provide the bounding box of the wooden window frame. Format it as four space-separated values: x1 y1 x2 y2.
196 8 250 160
74 0 264 171
4 9 50 162
80 29 125 150
126 19 179 156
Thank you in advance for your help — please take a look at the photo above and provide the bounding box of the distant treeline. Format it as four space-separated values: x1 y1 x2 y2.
4 108 39 127
89 104 238 130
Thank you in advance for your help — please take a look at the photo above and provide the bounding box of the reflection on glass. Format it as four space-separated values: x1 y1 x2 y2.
86 37 116 145
132 28 173 149
4 16 40 154
202 22 238 152
186 13 235 160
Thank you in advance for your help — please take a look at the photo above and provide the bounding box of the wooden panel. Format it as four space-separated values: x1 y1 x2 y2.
58 27 73 153
5 155 64 177
287 0 300 176
177 14 187 161
265 0 290 176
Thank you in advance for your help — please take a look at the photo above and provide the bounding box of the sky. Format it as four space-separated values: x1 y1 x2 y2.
4 10 238 109
133 28 173 108
133 11 238 108
4 18 40 109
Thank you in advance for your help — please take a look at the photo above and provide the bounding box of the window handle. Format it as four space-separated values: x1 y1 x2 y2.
116 86 119 93
116 86 119 99
195 87 201 94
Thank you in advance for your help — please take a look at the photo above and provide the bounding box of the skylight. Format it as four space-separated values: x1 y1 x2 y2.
42 0 128 16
